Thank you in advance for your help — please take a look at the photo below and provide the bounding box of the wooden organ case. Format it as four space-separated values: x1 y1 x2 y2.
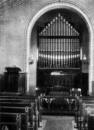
37 13 82 96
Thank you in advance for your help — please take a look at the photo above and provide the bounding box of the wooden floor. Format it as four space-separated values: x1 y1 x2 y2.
38 116 77 130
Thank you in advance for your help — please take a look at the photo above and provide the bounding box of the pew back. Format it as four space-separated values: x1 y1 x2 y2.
75 97 94 130
0 94 40 130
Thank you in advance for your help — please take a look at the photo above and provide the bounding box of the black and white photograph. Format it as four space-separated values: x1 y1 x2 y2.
0 0 94 130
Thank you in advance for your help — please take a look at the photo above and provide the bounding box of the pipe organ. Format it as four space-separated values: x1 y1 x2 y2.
37 13 82 98
38 13 80 69
36 13 88 115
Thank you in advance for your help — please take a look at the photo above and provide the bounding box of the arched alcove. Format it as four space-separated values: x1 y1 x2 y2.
27 3 93 95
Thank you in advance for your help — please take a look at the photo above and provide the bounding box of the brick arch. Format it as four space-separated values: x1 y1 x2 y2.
27 2 93 95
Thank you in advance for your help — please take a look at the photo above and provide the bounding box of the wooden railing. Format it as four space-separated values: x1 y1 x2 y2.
40 95 80 115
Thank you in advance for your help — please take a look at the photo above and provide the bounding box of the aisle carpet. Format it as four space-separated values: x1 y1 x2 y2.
42 116 74 130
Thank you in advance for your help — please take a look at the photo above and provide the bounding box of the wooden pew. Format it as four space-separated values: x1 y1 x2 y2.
75 97 94 130
0 101 35 130
0 94 41 130
0 107 33 130
0 113 21 130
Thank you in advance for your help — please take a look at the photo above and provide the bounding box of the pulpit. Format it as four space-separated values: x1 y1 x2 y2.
4 67 21 93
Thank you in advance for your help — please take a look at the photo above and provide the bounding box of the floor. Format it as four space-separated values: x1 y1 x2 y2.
38 116 78 130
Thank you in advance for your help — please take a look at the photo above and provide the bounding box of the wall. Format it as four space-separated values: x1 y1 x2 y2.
0 0 94 94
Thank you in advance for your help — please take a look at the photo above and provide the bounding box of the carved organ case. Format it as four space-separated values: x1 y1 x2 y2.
37 13 82 95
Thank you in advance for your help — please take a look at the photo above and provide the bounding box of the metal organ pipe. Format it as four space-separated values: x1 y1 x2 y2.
38 13 80 69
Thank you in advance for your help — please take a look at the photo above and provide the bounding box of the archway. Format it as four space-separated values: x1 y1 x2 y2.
27 2 93 95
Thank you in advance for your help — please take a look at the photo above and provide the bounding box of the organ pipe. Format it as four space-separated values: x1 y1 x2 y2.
38 13 80 69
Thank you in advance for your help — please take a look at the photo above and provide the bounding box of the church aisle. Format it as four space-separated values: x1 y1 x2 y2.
39 116 76 130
